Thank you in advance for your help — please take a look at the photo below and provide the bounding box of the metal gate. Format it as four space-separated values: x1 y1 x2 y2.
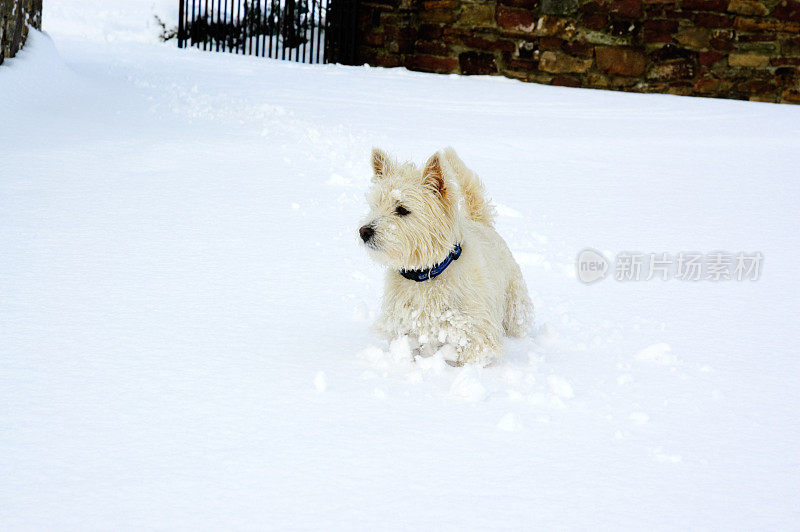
176 0 359 65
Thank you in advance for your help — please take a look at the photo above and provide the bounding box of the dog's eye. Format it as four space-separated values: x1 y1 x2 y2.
395 205 410 216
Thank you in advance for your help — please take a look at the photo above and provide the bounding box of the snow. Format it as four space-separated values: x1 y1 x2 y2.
2 1 800 529
635 342 677 365
497 412 523 432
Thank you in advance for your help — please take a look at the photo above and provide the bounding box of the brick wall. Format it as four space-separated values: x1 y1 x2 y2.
1 0 41 66
355 0 800 103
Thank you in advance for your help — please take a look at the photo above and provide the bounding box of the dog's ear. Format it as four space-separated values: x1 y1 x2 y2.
422 152 447 198
371 148 392 182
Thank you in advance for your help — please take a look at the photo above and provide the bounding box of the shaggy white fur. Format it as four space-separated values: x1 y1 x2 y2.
359 147 533 365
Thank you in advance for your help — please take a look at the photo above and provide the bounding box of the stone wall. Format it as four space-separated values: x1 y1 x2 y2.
1 0 41 65
355 0 800 103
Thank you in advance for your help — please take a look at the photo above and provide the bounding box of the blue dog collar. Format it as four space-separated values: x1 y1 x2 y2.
399 244 462 282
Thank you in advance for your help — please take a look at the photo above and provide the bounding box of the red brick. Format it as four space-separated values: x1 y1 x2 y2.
462 35 517 52
781 35 800 55
457 3 497 27
737 32 778 42
782 88 800 101
694 77 732 92
552 75 583 86
644 19 680 31
710 36 736 50
580 1 611 29
694 12 734 26
496 6 537 31
379 55 403 68
734 16 800 31
595 46 648 75
418 9 458 23
728 0 769 15
643 20 679 42
748 94 778 102
564 40 595 57
665 85 692 95
651 43 697 61
737 79 774 92
646 31 676 43
582 12 610 28
498 0 539 7
370 54 402 68
729 52 770 67
387 37 415 54
537 15 578 37
612 0 643 17
699 50 725 65
459 51 498 75
392 36 418 54
362 33 385 47
384 25 417 40
442 27 469 36
539 36 563 50
539 51 593 72
665 8 692 18
773 0 800 22
526 72 556 84
646 4 688 16
648 59 695 79
502 53 540 70
775 66 799 85
418 24 443 40
771 57 800 65
422 0 457 8
675 27 710 48
681 0 727 10
415 40 450 55
405 55 458 73
539 37 593 56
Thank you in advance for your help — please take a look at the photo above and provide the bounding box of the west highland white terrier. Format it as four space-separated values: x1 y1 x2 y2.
359 147 532 365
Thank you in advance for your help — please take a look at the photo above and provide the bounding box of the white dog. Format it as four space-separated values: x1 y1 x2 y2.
359 147 532 365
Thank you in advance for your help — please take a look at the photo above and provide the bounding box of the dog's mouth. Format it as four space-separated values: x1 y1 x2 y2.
361 238 382 256
364 242 385 258
358 228 405 268
362 240 395 267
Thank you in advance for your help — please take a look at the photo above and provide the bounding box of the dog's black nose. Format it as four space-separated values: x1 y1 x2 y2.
359 225 374 243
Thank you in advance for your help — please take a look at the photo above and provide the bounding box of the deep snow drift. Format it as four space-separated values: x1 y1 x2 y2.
1 3 800 529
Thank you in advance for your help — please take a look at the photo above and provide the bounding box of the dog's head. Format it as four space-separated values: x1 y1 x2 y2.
359 148 459 271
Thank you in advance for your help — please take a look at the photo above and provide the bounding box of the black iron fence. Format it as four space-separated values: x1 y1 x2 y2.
176 0 359 65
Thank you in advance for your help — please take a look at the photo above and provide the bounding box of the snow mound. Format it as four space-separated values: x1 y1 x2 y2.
635 343 677 365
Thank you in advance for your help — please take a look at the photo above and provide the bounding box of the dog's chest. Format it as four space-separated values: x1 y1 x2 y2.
390 275 451 307
384 274 467 330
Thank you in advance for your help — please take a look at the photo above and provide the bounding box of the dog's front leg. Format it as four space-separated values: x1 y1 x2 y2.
436 309 503 365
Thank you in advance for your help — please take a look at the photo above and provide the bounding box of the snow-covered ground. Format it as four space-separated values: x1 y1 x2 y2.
2 2 800 529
